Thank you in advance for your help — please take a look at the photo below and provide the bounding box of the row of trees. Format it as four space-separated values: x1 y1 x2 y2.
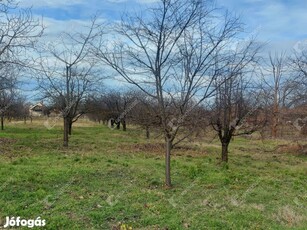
1 0 307 187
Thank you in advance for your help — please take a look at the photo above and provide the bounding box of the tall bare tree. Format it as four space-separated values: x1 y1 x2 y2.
35 18 103 147
95 0 245 186
261 52 291 138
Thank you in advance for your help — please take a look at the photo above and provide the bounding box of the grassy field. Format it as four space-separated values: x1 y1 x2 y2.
0 120 306 229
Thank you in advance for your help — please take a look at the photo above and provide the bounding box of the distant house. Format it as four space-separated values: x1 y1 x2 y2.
29 102 46 117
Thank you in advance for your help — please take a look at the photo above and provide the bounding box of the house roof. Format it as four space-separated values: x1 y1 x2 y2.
29 102 45 111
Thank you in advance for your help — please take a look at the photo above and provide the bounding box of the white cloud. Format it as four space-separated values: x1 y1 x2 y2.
42 17 93 36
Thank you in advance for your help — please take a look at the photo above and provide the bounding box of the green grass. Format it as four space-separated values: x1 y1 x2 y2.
0 120 306 229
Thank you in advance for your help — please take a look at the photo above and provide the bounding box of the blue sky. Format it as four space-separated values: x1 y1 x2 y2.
20 0 307 52
18 0 307 102
218 0 307 41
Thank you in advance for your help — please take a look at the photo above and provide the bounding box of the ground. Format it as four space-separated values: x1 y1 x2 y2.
0 119 306 229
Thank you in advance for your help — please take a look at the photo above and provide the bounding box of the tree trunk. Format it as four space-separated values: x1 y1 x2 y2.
110 118 114 128
221 142 229 162
272 95 278 138
146 126 150 139
63 117 69 147
165 138 172 187
271 111 278 138
68 119 72 135
1 115 4 130
122 119 126 131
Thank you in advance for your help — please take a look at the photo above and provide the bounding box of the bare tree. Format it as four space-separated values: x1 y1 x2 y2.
0 0 43 67
0 0 43 130
35 18 103 147
129 93 161 139
6 94 27 121
210 40 261 162
95 0 245 186
292 48 307 105
288 47 307 135
0 63 19 130
84 95 109 124
0 89 13 130
99 90 137 131
260 52 292 138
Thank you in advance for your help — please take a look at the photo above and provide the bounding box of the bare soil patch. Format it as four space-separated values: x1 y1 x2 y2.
276 143 307 156
0 137 16 145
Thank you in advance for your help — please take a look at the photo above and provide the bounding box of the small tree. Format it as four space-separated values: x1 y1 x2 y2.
130 94 161 139
35 18 103 147
0 0 43 129
210 40 261 162
99 91 137 131
0 64 19 130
